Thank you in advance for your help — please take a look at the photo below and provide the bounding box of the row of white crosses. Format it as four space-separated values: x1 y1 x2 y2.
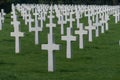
31 8 43 45
84 6 112 42
10 4 24 53
113 6 120 23
42 6 60 72
85 8 98 40
61 10 76 59
16 4 48 45
55 6 77 59
11 4 120 72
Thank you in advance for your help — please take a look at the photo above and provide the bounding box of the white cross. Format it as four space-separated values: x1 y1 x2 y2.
85 9 92 22
38 12 44 30
11 12 17 21
58 15 66 35
42 33 60 72
27 12 34 32
85 20 96 42
0 13 3 30
57 11 61 24
68 11 75 28
75 10 80 28
42 10 46 21
31 9 42 45
11 20 24 53
64 10 69 23
62 10 68 24
46 8 56 34
104 12 109 31
62 28 76 59
100 13 106 33
42 5 60 72
91 10 95 22
1 9 6 23
24 10 29 25
113 10 119 23
75 23 88 49
93 13 101 37
21 8 26 20
11 4 17 22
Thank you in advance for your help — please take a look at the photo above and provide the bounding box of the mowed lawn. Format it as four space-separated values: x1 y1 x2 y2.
0 13 120 80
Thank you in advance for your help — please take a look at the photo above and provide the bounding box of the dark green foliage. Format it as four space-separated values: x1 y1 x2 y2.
0 2 11 13
0 0 119 13
0 0 120 5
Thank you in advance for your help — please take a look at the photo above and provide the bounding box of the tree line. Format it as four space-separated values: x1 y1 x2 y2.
0 0 120 5
0 0 119 13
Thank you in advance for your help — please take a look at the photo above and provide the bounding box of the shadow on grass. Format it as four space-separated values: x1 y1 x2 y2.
86 46 100 49
59 69 79 72
0 39 15 42
0 60 15 66
80 56 93 60
0 72 18 80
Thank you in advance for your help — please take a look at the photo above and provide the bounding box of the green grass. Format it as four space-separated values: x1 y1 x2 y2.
0 13 120 80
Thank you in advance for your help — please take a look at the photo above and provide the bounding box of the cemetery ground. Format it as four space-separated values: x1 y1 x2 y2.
0 13 120 80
